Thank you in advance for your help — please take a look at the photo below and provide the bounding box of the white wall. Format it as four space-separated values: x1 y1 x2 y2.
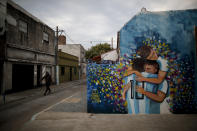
101 50 118 61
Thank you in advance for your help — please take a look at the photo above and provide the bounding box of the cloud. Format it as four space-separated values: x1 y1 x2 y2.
12 0 197 49
146 0 197 11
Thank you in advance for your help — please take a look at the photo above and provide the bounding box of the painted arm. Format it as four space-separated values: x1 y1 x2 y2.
124 69 142 77
135 70 167 84
136 86 166 103
122 82 131 100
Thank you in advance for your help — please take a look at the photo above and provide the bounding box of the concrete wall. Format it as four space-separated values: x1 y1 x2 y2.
0 0 6 36
2 62 12 92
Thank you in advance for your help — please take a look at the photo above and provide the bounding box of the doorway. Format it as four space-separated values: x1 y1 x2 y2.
70 67 72 81
37 65 41 87
12 64 34 92
0 62 2 94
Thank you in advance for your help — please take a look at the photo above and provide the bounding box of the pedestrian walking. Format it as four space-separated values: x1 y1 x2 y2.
41 71 52 96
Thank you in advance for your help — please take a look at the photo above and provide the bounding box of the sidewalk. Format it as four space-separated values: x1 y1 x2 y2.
20 82 197 131
21 102 197 131
0 79 85 106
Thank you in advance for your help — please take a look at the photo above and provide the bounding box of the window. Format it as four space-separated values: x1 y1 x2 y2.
19 20 27 33
74 67 77 75
61 66 65 75
19 20 28 44
43 32 49 43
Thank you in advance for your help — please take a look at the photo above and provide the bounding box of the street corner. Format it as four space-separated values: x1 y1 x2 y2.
21 112 91 131
30 92 85 121
32 111 91 121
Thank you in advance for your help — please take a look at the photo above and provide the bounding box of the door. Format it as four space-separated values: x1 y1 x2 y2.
70 67 72 81
37 65 41 87
0 62 2 94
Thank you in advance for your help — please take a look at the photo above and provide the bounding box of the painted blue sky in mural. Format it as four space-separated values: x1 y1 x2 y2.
120 9 197 59
119 9 197 113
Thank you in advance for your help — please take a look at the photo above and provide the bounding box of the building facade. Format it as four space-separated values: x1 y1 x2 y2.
58 44 86 79
57 51 79 84
0 0 56 93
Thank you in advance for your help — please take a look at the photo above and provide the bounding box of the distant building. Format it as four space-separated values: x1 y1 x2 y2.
89 49 118 64
0 0 56 93
91 55 101 63
57 50 79 84
58 35 66 45
58 43 86 79
101 49 118 62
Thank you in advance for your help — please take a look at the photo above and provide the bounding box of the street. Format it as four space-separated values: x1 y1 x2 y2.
0 79 87 131
0 79 197 131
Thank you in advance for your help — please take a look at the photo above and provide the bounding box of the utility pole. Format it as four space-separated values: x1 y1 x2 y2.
111 37 113 49
55 26 65 85
55 26 59 85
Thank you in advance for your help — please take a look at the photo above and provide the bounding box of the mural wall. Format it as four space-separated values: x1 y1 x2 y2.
87 9 197 114
87 64 126 113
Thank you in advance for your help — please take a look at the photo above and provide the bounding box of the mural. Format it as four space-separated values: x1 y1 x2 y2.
87 9 197 114
87 64 127 113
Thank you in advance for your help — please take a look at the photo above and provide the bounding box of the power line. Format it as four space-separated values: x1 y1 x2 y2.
58 29 117 48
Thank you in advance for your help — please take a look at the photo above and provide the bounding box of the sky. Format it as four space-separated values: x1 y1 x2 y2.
12 0 197 50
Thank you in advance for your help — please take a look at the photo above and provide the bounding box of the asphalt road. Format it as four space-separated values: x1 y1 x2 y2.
1 79 197 131
0 79 87 131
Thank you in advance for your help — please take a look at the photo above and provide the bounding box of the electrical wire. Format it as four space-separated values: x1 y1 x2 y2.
58 28 117 49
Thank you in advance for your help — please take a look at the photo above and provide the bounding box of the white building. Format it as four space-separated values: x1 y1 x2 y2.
101 49 118 62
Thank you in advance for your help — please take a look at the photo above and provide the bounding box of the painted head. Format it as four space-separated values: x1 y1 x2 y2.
137 45 158 60
144 60 159 74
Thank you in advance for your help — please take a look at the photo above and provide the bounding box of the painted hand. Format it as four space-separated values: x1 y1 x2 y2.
126 82 131 89
122 94 126 101
124 66 133 77
127 66 133 71
136 86 145 94
135 76 145 82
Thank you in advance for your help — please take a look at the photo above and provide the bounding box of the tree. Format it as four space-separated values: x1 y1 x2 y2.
85 43 112 59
